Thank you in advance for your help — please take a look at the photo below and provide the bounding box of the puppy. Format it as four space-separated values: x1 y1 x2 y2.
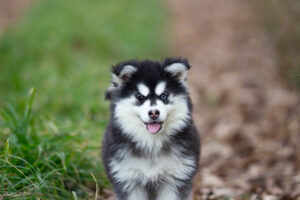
102 58 200 200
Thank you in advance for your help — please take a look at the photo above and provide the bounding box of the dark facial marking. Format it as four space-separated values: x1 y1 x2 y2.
112 82 119 87
149 96 157 106
135 92 147 105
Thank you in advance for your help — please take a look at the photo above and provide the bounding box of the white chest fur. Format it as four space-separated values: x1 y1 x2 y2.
109 148 195 191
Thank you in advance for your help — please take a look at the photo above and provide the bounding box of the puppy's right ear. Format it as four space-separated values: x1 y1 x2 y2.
111 63 137 85
105 63 137 100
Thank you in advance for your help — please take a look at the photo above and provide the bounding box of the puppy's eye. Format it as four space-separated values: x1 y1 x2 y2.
160 92 169 101
135 93 146 102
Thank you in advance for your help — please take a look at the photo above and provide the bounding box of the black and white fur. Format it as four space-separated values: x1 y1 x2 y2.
102 58 200 200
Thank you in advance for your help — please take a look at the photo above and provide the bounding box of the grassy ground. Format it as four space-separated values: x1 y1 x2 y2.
0 0 167 199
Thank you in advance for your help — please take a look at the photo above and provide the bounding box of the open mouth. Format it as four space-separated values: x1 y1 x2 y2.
145 122 163 134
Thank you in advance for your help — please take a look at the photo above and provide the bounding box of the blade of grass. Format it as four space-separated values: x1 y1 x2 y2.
72 191 78 200
24 87 36 121
2 157 37 189
90 172 98 200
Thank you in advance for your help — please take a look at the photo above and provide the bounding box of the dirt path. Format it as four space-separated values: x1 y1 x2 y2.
167 0 300 199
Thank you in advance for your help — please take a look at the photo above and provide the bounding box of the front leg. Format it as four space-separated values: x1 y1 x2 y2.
127 186 148 200
156 183 193 200
113 183 148 200
156 184 179 200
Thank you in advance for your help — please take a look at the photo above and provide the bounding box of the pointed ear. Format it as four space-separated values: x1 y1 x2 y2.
105 63 137 100
163 57 190 83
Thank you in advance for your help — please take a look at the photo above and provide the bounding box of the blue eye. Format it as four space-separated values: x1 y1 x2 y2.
136 93 145 102
160 92 169 101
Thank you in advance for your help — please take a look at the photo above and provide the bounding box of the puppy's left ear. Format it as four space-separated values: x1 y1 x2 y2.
163 57 191 84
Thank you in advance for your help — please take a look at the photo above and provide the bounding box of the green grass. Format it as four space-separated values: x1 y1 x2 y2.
0 89 108 199
0 0 167 199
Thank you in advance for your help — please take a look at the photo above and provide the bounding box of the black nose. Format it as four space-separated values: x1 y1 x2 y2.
148 109 160 120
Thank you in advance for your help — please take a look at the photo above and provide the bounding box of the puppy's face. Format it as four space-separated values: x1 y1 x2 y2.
134 81 172 134
107 58 192 141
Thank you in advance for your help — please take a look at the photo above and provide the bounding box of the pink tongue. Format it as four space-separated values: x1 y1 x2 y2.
147 123 161 133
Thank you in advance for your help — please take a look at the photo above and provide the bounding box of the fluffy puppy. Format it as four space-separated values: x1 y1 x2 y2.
102 58 200 200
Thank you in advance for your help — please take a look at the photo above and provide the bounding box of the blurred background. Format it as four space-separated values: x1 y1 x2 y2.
0 0 299 199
